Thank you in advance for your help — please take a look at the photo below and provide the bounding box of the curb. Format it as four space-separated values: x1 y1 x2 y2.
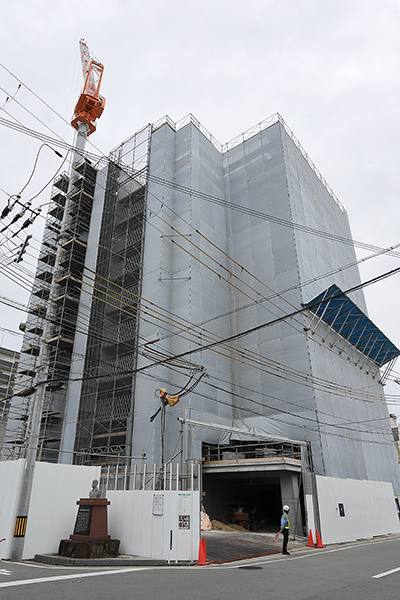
34 554 193 567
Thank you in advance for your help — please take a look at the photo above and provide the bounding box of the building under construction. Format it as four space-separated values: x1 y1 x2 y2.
0 346 19 449
4 111 400 533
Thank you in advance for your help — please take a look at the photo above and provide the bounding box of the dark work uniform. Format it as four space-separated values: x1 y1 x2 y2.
281 512 290 554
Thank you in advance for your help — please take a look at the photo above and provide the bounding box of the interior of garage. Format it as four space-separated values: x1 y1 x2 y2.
201 441 306 535
202 472 283 532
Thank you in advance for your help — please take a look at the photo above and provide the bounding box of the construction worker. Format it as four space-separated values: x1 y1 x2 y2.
274 505 291 555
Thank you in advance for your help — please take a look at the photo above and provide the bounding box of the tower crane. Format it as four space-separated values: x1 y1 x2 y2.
71 39 105 136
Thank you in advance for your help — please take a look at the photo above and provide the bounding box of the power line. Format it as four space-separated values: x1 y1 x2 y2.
2 112 400 261
2 207 396 418
2 183 396 408
0 61 109 159
1 75 399 442
2 91 400 371
3 253 396 426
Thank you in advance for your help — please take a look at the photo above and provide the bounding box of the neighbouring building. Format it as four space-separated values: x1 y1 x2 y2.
390 413 400 465
0 346 19 450
3 113 400 535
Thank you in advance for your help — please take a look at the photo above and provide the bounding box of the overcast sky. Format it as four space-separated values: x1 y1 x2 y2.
1 0 400 415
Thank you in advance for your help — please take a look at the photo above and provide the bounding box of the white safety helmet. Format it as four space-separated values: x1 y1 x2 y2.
283 505 290 512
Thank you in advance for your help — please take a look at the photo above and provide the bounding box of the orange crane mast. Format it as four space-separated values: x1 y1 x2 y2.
71 39 105 136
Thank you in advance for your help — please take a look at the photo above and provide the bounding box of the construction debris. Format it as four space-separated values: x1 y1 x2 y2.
211 520 246 533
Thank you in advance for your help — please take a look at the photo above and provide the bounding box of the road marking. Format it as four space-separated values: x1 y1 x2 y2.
0 567 148 588
372 566 400 579
11 562 73 570
0 569 12 576
219 536 400 569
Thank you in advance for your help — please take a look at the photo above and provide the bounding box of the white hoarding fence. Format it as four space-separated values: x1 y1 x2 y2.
0 460 200 562
103 462 201 562
314 475 400 545
0 460 100 560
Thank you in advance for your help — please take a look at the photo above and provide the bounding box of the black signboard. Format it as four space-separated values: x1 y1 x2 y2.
73 505 92 535
338 503 345 517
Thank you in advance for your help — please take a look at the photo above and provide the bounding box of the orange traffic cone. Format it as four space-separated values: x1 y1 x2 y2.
315 529 325 548
202 537 208 563
197 537 206 565
307 529 315 547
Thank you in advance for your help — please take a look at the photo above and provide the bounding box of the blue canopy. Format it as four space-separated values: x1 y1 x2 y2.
305 284 400 367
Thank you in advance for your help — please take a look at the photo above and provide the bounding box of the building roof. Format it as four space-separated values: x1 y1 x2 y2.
306 284 400 367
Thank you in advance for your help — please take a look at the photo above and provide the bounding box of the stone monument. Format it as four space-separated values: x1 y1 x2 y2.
58 479 120 559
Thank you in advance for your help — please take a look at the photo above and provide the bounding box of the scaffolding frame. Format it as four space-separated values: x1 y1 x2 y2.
74 127 151 465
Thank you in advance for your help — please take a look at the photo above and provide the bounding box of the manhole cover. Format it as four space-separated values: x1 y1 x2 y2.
238 566 263 570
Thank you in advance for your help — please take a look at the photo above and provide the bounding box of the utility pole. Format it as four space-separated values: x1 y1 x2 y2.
8 39 105 561
9 367 48 561
9 121 89 562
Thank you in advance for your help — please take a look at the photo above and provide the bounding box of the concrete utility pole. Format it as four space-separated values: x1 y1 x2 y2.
9 370 48 561
9 38 105 561
9 122 89 562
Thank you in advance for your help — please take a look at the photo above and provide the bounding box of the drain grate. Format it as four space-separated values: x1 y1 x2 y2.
238 566 263 570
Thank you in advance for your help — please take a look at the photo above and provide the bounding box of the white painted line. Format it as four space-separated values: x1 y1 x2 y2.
11 562 74 570
372 566 400 579
0 569 12 576
0 567 149 588
220 536 400 569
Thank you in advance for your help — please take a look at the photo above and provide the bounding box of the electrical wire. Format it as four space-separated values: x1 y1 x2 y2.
2 169 396 406
0 64 399 277
0 139 396 408
0 62 109 160
1 209 396 420
1 183 398 410
2 112 400 261
1 113 398 396
3 266 398 449
78 258 400 404
1 70 398 452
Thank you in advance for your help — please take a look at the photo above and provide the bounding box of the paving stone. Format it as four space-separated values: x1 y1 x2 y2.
203 531 305 562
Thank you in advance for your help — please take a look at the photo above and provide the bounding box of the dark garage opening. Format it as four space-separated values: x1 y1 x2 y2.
203 472 282 532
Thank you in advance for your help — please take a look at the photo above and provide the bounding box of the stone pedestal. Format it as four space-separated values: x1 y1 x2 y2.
58 497 120 559
70 498 110 541
58 538 120 559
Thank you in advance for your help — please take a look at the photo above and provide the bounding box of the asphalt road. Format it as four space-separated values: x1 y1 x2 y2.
1 535 400 600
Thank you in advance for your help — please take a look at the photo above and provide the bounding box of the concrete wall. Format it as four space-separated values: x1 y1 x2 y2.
0 460 100 560
315 475 400 545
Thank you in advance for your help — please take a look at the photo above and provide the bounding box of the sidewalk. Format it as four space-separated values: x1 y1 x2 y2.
203 530 305 563
33 531 306 567
34 554 172 567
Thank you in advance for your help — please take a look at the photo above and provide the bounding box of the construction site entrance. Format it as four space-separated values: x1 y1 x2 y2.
202 441 305 536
